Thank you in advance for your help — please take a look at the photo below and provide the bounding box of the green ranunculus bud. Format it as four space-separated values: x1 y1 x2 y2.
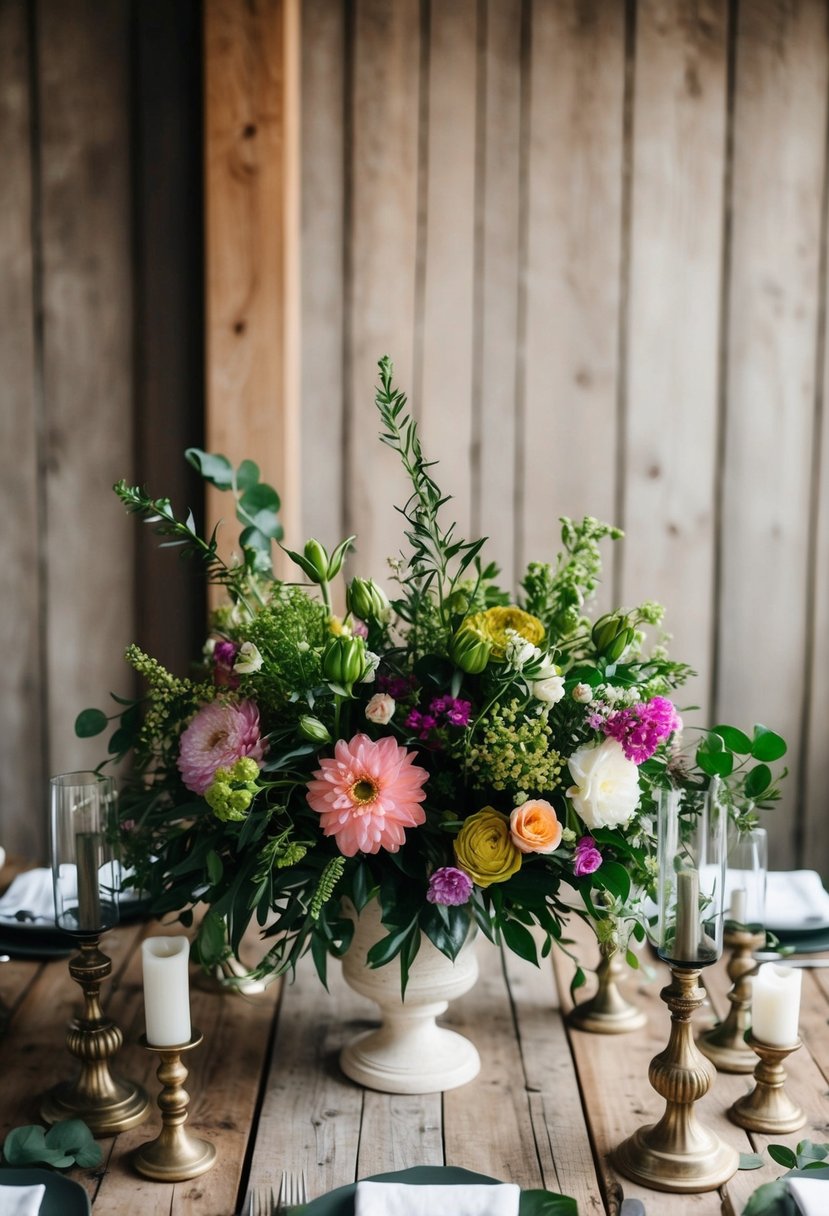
322 635 368 690
298 714 331 744
303 539 330 583
347 576 391 624
591 612 632 659
449 626 492 675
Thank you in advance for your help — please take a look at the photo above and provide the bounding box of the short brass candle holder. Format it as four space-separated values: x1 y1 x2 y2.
567 943 647 1034
728 1032 806 1133
134 1030 217 1181
613 967 739 1193
40 934 150 1133
698 925 764 1072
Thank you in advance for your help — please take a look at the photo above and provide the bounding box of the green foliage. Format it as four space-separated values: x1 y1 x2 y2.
742 1141 829 1215
2 1120 102 1169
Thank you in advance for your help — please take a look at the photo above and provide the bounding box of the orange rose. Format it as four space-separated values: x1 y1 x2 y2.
509 799 562 855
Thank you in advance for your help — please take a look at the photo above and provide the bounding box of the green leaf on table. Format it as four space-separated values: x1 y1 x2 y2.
520 1190 578 1215
741 1179 795 1216
713 724 753 754
45 1119 103 1168
745 763 772 799
75 707 108 738
768 1144 798 1169
739 1152 766 1170
2 1119 102 1169
751 726 787 762
794 1139 829 1166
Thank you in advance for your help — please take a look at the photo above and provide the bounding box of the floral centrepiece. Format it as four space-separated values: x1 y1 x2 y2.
79 358 786 991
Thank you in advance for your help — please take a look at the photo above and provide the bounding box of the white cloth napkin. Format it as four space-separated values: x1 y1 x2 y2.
354 1180 520 1216
0 870 56 923
788 1177 829 1215
765 871 829 931
0 1183 46 1216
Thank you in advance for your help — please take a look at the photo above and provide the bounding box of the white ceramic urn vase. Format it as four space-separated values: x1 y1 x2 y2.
339 899 480 1094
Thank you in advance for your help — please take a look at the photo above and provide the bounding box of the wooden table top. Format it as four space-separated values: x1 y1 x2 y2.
1 900 828 1216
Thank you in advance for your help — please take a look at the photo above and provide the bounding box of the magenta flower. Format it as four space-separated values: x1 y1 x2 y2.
429 695 472 728
177 700 266 794
305 733 428 857
405 709 438 740
378 674 418 700
427 866 473 906
601 696 682 764
213 639 240 689
573 836 603 877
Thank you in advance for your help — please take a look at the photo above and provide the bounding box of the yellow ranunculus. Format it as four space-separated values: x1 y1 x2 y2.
465 606 544 659
454 808 522 888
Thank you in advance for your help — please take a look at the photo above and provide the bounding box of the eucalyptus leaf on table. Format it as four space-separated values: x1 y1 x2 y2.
2 1120 102 1170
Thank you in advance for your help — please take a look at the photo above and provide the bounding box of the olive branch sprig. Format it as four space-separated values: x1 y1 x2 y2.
375 355 485 623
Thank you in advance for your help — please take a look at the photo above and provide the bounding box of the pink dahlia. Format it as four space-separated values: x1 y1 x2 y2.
177 700 266 795
306 733 428 857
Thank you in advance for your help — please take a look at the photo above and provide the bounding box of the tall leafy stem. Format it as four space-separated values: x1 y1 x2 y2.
375 356 486 625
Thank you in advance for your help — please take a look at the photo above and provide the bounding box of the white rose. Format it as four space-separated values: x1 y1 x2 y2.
566 738 640 830
572 682 593 703
531 675 565 704
365 692 395 725
234 641 263 674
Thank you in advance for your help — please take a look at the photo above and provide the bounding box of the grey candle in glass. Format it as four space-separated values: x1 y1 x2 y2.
50 772 119 935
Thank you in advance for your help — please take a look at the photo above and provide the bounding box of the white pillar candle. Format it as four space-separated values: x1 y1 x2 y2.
142 936 192 1046
751 962 802 1046
730 887 747 925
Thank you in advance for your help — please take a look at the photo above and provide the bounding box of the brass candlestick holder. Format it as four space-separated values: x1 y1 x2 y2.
728 1033 806 1133
134 1030 217 1181
613 967 739 1193
567 943 647 1034
40 934 150 1133
698 925 764 1072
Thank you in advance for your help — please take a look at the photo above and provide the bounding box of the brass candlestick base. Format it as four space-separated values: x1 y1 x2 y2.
698 927 764 1073
613 967 739 1193
728 1034 806 1133
40 935 150 1134
567 945 647 1034
134 1030 217 1181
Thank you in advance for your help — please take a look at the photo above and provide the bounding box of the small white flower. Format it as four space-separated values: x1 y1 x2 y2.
203 637 217 658
531 675 565 704
365 693 395 725
572 682 593 703
360 650 381 683
505 629 539 670
513 790 529 806
297 640 310 654
561 827 577 845
234 641 263 674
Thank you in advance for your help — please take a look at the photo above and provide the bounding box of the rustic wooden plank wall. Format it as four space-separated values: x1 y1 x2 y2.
299 0 829 872
0 0 203 861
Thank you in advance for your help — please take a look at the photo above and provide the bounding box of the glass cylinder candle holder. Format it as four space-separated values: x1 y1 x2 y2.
51 771 120 934
656 779 727 970
725 825 767 929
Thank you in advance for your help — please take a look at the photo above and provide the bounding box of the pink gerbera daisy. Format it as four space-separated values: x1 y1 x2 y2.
306 733 428 857
177 700 266 795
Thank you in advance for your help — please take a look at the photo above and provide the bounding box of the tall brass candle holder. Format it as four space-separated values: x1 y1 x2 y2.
134 1030 217 1181
698 925 764 1072
728 1033 805 1133
614 780 738 1192
613 966 739 1191
567 940 647 1034
40 934 150 1132
42 771 150 1133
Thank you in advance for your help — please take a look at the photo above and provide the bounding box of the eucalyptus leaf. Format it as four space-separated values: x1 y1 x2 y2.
751 726 787 762
75 707 108 738
185 447 234 489
741 1178 796 1216
745 763 772 799
713 723 753 754
45 1119 103 1168
3 1119 102 1169
739 1152 766 1170
768 1144 798 1169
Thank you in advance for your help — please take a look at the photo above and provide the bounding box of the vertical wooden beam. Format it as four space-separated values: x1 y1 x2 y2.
204 0 301 567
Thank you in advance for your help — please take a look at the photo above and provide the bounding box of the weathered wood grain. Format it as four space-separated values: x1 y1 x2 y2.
716 0 829 865
0 0 44 861
522 0 626 593
36 0 136 782
621 0 728 721
204 0 301 567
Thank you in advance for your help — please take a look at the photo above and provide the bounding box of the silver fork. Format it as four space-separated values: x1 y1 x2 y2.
278 1170 309 1212
247 1186 275 1216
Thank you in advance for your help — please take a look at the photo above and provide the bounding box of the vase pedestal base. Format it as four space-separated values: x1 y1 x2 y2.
340 1013 480 1094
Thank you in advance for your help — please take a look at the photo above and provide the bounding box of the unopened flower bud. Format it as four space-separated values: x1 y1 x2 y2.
572 682 593 703
298 714 331 744
449 627 492 675
591 612 634 660
322 635 367 690
303 538 330 583
347 577 391 624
